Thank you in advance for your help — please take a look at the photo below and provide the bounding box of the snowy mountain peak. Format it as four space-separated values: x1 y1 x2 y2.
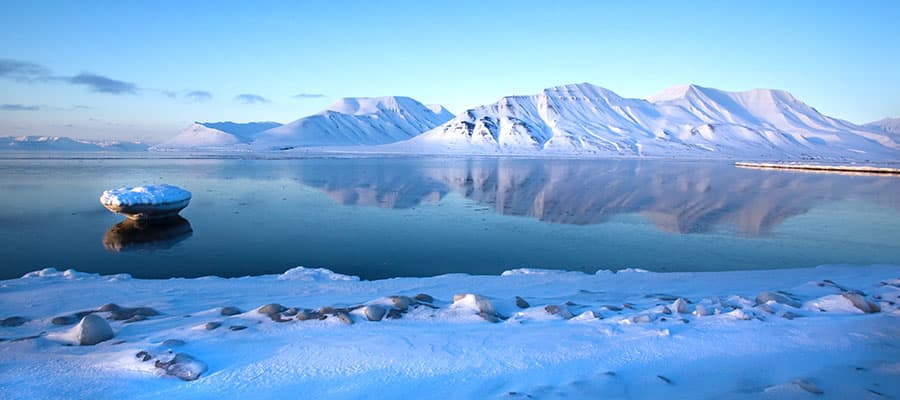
1 135 147 152
391 82 899 160
249 96 455 149
150 121 282 151
865 117 900 134
324 96 425 116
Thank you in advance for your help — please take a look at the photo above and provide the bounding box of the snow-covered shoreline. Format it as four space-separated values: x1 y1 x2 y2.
1 264 898 399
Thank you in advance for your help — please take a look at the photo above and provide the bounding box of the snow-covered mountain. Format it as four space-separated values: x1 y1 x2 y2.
150 121 281 151
0 136 148 152
388 83 899 161
866 117 900 135
251 96 454 149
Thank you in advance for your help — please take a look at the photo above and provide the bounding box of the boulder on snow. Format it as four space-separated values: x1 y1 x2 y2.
257 303 286 315
841 293 880 313
1 316 28 327
515 296 530 309
755 291 801 308
414 293 434 304
73 314 114 345
220 306 242 316
155 353 208 381
363 305 387 321
453 294 501 322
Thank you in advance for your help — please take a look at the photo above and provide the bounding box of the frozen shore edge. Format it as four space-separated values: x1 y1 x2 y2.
2 264 899 399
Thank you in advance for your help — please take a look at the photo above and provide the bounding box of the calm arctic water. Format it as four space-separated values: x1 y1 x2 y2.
1 156 898 280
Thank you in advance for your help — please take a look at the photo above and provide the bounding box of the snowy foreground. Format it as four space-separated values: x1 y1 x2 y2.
1 265 899 399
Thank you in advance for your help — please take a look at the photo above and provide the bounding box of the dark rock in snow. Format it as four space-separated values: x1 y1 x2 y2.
1 316 28 327
389 296 414 311
782 311 804 320
204 322 221 330
97 303 121 312
657 375 673 384
136 350 152 362
75 314 114 345
228 325 247 331
124 315 147 323
544 305 574 319
756 291 801 308
515 296 530 309
51 315 79 325
257 303 286 315
385 309 403 319
156 353 207 381
282 307 299 317
108 307 160 321
295 309 322 321
220 306 242 316
841 293 880 313
414 293 434 304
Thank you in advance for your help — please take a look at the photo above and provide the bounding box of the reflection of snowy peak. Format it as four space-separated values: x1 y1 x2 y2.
1 136 147 151
393 83 898 160
150 121 281 151
251 96 454 149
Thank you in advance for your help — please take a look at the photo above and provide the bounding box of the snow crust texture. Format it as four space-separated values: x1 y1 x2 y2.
100 184 192 207
1 264 898 399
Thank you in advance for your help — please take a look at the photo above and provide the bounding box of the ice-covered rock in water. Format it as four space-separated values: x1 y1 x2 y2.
841 293 881 313
100 184 192 221
72 314 114 345
155 353 208 381
755 291 801 308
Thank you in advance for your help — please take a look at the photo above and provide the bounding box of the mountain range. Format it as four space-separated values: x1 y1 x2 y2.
0 136 147 152
150 96 454 151
389 83 898 160
4 83 897 160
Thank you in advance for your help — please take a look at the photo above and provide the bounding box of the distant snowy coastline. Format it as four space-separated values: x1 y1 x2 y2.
1 264 898 399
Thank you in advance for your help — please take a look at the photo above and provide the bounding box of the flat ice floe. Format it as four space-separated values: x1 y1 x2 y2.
1 265 898 399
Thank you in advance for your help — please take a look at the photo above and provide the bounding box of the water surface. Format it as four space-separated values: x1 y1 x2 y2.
1 157 898 280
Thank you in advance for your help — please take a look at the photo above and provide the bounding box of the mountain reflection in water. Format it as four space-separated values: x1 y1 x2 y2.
298 160 898 237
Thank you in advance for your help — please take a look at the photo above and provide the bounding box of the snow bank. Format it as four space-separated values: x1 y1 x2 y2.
277 266 359 282
100 184 192 207
1 264 898 399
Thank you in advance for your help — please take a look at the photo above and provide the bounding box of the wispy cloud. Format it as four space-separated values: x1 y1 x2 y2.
185 90 213 102
1 58 138 95
1 104 42 111
66 73 138 94
0 59 50 82
234 93 269 104
293 93 326 99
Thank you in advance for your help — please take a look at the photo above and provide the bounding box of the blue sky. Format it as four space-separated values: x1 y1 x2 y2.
1 1 898 142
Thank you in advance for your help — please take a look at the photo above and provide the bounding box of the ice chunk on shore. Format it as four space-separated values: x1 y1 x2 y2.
277 266 359 282
100 184 192 207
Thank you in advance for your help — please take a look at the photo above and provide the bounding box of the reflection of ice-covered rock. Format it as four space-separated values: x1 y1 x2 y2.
102 216 193 252
100 184 192 221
